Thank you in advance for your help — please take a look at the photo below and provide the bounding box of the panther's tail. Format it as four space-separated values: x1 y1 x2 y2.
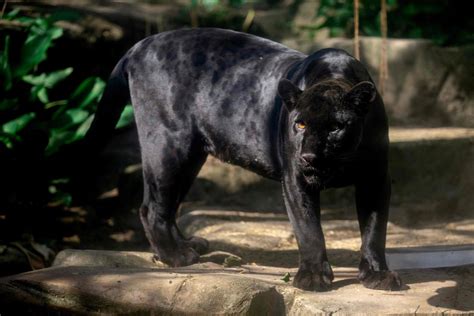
82 57 130 152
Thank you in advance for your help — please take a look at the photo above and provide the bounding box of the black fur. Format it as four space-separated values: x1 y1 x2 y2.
86 28 401 291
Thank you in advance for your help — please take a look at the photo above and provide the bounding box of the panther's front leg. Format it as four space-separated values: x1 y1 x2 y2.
355 172 402 290
282 174 334 291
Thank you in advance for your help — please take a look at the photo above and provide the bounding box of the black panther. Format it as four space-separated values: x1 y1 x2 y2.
84 28 401 291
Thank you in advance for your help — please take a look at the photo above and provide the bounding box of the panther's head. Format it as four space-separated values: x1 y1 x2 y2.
278 78 376 186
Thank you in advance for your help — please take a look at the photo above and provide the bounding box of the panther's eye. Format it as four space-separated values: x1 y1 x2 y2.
295 122 306 131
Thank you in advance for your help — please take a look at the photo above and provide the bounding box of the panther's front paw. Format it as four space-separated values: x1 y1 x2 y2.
293 261 334 291
359 269 402 291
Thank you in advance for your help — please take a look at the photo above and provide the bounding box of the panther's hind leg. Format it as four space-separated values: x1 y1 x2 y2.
138 129 208 267
175 149 209 256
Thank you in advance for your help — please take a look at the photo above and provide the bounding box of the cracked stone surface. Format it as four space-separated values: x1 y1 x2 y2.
0 250 473 314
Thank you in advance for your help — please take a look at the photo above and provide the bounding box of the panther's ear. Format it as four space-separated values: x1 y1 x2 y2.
344 81 376 115
278 79 302 112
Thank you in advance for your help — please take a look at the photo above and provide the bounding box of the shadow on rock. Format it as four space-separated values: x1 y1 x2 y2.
207 240 360 268
400 265 474 311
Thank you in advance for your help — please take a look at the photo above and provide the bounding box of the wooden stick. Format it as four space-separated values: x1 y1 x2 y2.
379 0 388 96
353 0 360 60
242 9 255 33
1 0 8 19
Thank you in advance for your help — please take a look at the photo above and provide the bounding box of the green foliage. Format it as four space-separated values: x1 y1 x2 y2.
69 77 106 109
2 113 36 135
314 0 473 46
116 105 135 129
1 11 135 154
281 272 291 283
0 10 134 207
1 12 98 155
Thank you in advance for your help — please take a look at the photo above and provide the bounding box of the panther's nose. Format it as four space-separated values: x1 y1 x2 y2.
301 153 317 164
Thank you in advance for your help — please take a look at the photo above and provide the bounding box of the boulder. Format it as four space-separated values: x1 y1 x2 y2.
0 265 285 315
1 249 473 314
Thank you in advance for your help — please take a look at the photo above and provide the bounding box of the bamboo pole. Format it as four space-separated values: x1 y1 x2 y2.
1 0 8 19
353 0 360 60
379 0 388 96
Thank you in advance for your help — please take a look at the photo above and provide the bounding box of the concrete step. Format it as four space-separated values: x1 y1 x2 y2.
389 127 474 208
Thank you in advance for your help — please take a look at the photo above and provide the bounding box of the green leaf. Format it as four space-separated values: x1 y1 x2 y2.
14 34 52 77
37 86 49 103
22 67 73 88
29 85 49 103
74 114 94 140
0 36 12 91
116 104 134 129
47 109 92 153
46 129 76 156
70 77 105 109
44 67 73 88
30 18 50 34
281 272 291 283
51 108 89 131
65 109 89 125
23 68 73 103
2 112 36 134
22 73 47 86
5 8 21 20
48 26 63 40
14 26 63 78
15 16 34 24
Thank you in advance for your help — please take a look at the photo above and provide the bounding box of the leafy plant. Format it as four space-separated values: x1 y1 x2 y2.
0 10 134 208
2 11 94 153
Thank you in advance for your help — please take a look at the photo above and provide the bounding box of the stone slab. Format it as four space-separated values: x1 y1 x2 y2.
1 251 473 315
0 265 284 315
